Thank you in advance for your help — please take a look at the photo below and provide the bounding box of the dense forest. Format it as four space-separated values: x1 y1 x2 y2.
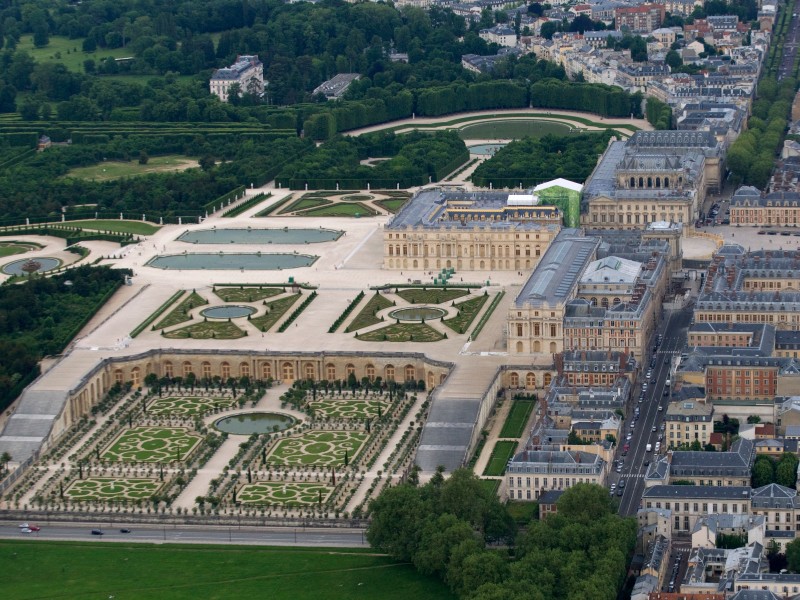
0 0 644 129
471 131 615 188
368 473 636 600
275 130 469 189
0 266 127 411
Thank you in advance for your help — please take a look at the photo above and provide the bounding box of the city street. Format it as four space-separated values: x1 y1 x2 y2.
0 521 368 547
615 308 693 516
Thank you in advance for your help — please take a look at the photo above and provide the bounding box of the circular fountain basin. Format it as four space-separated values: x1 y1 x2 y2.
2 257 62 275
215 412 297 435
389 307 447 322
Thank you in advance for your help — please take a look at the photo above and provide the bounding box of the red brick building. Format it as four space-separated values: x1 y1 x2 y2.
704 358 780 402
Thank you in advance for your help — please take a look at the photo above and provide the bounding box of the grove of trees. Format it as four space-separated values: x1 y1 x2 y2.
275 130 469 189
471 131 615 188
0 266 128 412
751 453 799 489
368 475 636 600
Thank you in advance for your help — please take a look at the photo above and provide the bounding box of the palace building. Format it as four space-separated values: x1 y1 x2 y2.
384 187 562 271
507 228 670 361
582 131 724 229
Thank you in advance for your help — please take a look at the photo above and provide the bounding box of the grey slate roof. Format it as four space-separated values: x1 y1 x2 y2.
643 485 752 500
515 229 599 307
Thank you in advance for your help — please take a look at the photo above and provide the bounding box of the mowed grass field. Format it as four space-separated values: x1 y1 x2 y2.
65 220 161 235
64 155 199 182
482 440 518 476
15 35 135 72
0 541 456 600
498 399 536 439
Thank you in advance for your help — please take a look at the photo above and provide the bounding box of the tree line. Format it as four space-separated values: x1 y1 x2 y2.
0 266 128 412
727 76 796 189
368 475 636 600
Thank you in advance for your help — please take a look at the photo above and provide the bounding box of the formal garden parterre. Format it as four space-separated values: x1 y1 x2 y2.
8 376 430 520
339 287 499 342
101 426 202 463
134 285 314 340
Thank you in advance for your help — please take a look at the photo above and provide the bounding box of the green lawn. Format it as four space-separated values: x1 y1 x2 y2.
0 541 456 600
282 197 332 213
250 294 301 332
15 35 134 73
303 202 376 217
479 478 501 496
64 155 199 182
155 291 207 330
443 295 489 334
458 119 575 140
482 440 518 476
0 242 37 257
396 288 468 304
346 293 394 332
65 219 161 235
498 399 536 439
357 323 445 343
374 198 408 213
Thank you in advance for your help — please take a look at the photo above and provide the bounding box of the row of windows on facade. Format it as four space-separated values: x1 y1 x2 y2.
647 500 745 513
113 362 425 385
387 245 542 257
592 213 685 224
386 233 544 240
508 476 597 489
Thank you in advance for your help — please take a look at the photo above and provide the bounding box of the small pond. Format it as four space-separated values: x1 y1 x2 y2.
146 253 317 270
201 305 257 319
215 412 297 435
468 144 508 156
389 307 447 322
2 257 62 275
178 228 342 245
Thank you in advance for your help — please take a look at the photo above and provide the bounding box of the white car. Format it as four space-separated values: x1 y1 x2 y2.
20 528 33 534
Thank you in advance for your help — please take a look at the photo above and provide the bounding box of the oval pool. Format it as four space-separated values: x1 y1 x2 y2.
215 412 297 435
201 305 257 319
389 307 447 322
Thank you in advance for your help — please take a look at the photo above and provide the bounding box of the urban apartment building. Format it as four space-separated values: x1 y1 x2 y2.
209 55 264 102
642 485 752 532
695 246 800 329
505 448 608 500
384 188 561 271
582 131 724 230
665 400 714 448
645 438 755 488
614 4 665 33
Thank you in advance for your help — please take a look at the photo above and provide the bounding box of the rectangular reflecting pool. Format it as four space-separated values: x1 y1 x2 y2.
178 228 343 245
146 253 318 270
